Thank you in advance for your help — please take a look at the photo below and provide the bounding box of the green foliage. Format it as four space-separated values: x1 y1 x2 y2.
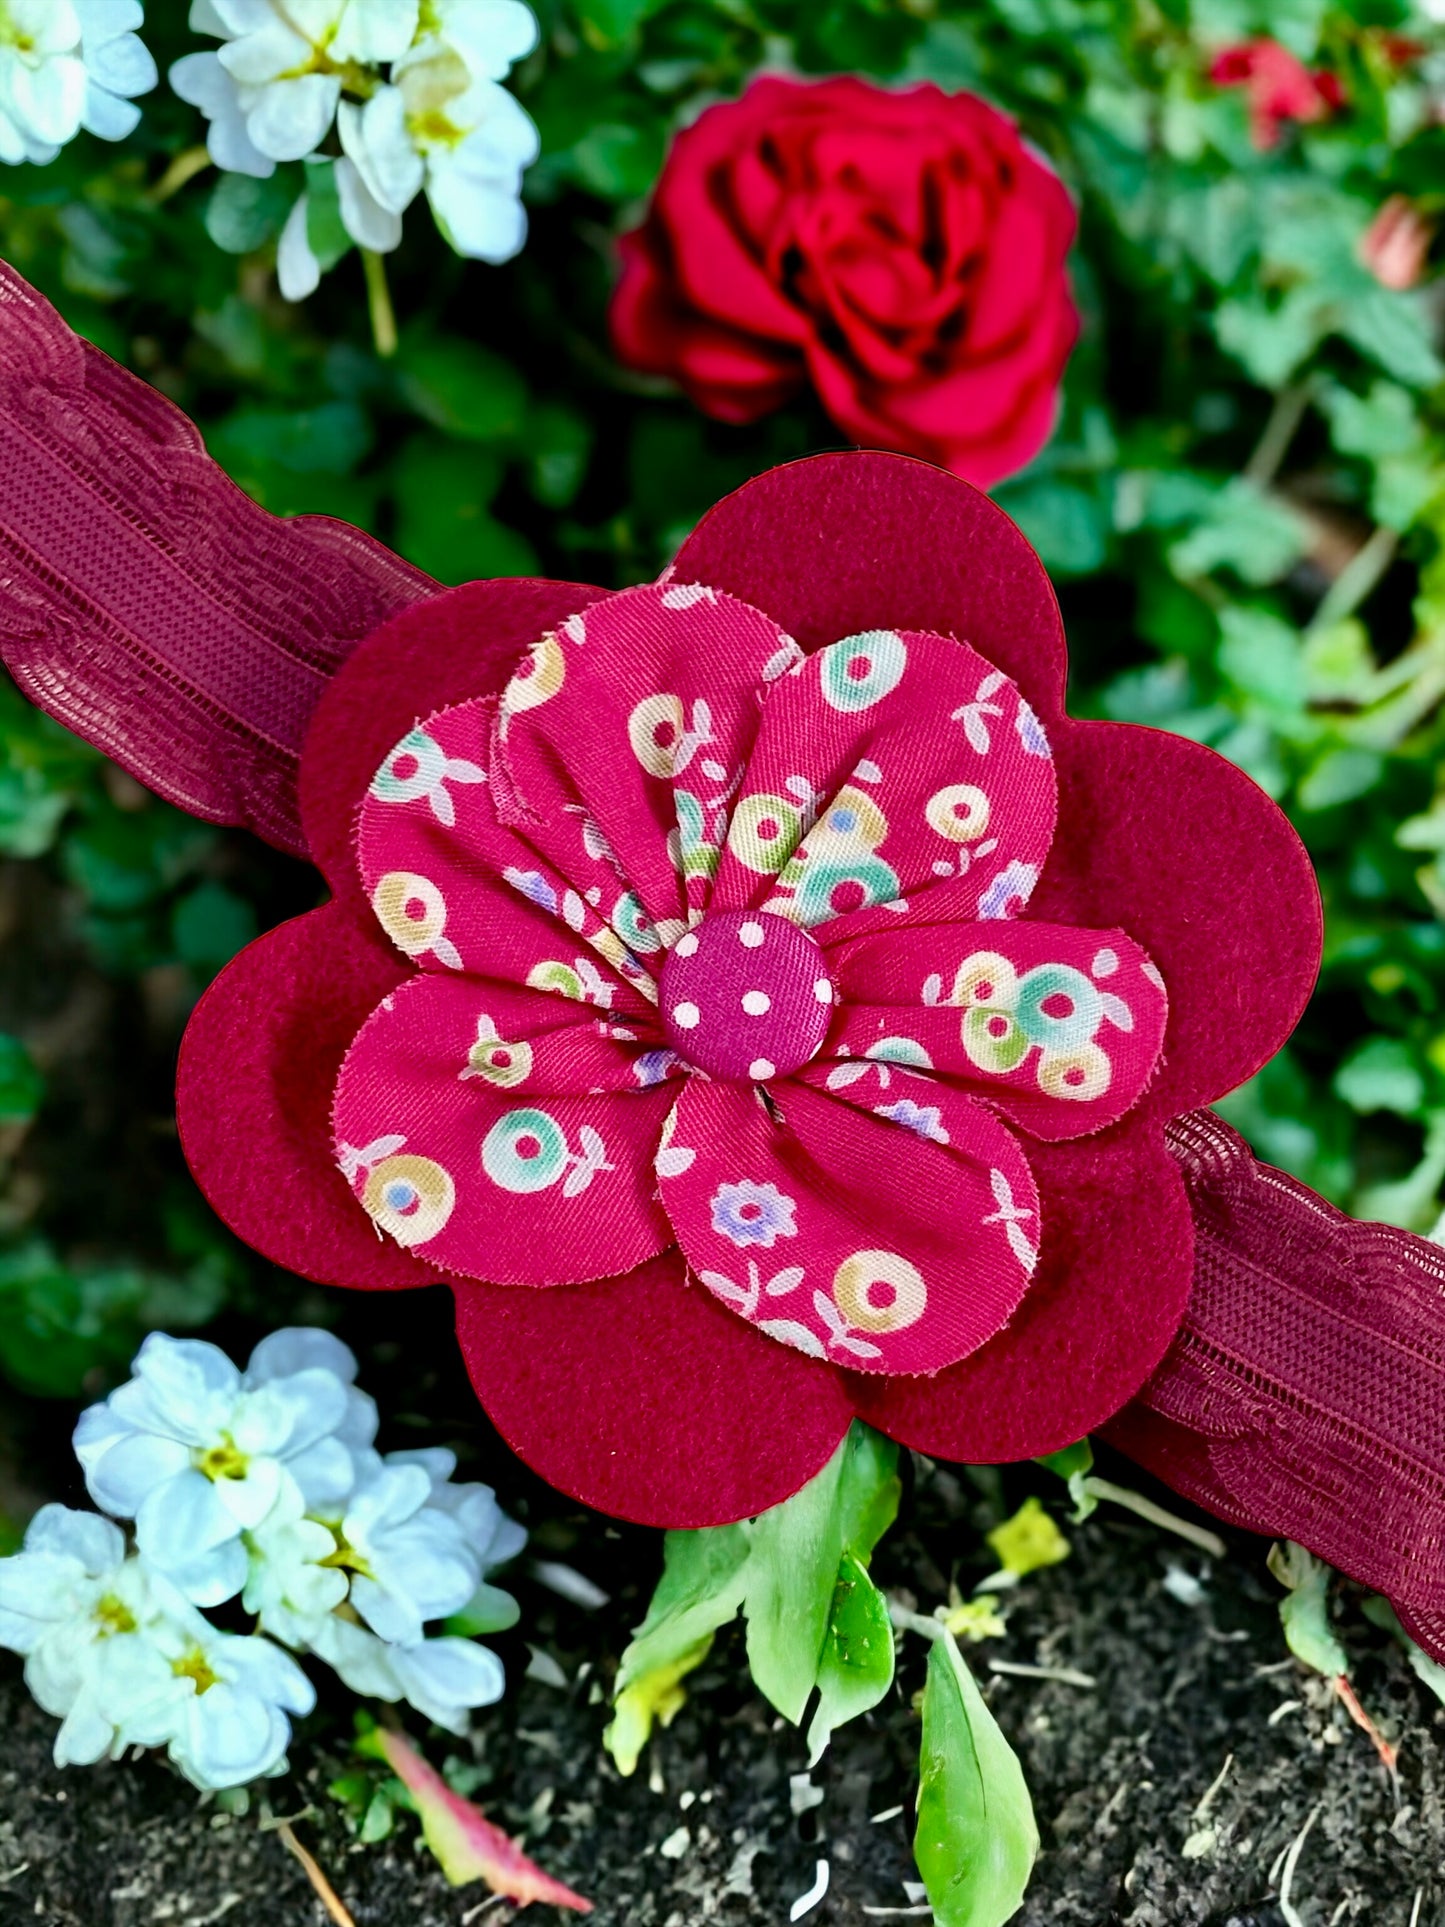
0 1239 226 1399
1268 1540 1349 1677
914 1625 1039 1927
605 1423 899 1773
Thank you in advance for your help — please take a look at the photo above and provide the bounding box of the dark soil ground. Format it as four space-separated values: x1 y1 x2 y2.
0 850 1442 1927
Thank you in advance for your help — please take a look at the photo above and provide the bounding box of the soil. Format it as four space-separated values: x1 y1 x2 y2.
0 850 1442 1927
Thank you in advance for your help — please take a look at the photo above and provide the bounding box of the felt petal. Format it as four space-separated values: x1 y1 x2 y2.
849 1110 1193 1460
657 1075 1036 1375
332 971 673 1287
825 918 1166 1140
708 628 1055 935
177 902 431 1294
668 451 1068 722
356 696 657 1011
492 580 801 940
454 1257 855 1527
1026 721 1321 1117
300 578 608 902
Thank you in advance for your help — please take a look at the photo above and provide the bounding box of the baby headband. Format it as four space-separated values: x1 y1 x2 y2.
3 258 1441 1660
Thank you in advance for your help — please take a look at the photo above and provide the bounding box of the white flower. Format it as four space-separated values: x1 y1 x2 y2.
329 1459 483 1644
74 1330 365 1607
385 1445 525 1627
340 54 538 262
0 1505 186 1767
172 0 540 281
0 0 153 166
145 1617 315 1789
241 1471 348 1640
307 1610 505 1734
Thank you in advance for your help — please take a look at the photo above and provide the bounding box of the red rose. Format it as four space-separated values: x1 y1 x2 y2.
1209 41 1345 150
611 76 1079 487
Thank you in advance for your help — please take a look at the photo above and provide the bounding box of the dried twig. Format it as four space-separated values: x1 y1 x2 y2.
276 1822 357 1927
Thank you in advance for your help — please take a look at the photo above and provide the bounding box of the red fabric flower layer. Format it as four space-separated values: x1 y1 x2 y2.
177 455 1321 1528
610 76 1078 487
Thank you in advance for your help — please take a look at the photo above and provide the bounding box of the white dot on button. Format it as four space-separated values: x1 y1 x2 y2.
749 1057 777 1081
741 989 771 1016
813 978 833 1004
675 930 699 958
739 921 765 948
673 1001 701 1029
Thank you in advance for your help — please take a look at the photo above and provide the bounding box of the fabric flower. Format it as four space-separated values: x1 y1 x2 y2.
1209 40 1345 149
0 0 154 166
177 452 1321 1529
74 1330 363 1606
610 76 1078 487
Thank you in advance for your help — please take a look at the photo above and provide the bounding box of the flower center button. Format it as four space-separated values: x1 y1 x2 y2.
660 909 836 1084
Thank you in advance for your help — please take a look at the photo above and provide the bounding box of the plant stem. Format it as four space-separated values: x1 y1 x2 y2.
1081 1476 1227 1557
1244 381 1313 490
362 248 398 359
149 145 211 205
1309 523 1399 633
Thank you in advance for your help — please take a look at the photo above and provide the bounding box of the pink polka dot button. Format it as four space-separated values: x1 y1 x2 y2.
660 910 835 1084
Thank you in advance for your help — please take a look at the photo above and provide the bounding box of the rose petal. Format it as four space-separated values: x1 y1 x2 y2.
657 1075 1036 1375
333 972 673 1286
826 918 1167 1141
454 1257 854 1526
708 628 1055 932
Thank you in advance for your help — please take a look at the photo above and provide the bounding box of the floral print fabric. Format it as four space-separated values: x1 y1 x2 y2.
333 580 1168 1376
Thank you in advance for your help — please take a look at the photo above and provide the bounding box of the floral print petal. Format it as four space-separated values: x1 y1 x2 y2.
824 920 1167 1140
358 697 658 1012
333 974 673 1285
657 1075 1037 1374
491 581 802 946
706 628 1057 931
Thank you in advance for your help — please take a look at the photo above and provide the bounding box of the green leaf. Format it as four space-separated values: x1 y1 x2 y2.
391 436 535 584
171 882 259 975
1035 1439 1098 1521
1296 747 1384 813
0 1034 44 1124
1216 607 1308 712
805 1550 896 1766
210 401 373 478
1333 1036 1425 1117
1268 1541 1348 1677
744 1423 900 1725
605 1523 750 1776
1168 481 1306 587
303 158 352 272
991 476 1108 578
915 1628 1038 1927
1362 1597 1445 1709
572 0 668 49
397 338 528 444
203 170 298 255
526 403 593 509
985 1497 1070 1578
443 1582 521 1638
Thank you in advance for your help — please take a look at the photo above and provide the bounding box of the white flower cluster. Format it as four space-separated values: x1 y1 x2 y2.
0 1 155 167
0 1329 524 1789
170 0 540 299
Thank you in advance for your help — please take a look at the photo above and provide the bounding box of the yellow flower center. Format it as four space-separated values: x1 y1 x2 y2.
196 1434 250 1483
319 1525 373 1578
93 1593 137 1637
172 1648 219 1694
